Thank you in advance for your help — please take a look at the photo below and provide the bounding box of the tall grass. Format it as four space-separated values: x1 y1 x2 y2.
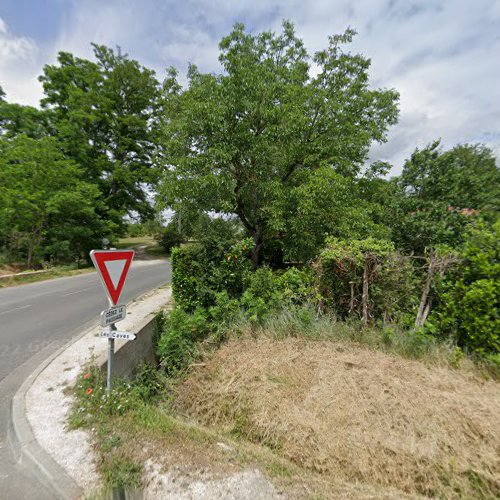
223 306 477 371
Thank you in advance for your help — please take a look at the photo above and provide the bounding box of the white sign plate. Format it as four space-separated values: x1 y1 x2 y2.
100 305 127 327
99 330 136 341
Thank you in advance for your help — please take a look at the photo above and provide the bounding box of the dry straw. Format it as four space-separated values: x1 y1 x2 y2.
176 337 500 498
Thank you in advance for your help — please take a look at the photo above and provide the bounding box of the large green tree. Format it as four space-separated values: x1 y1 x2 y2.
159 22 399 266
0 101 50 139
389 141 499 254
0 135 108 267
39 45 162 227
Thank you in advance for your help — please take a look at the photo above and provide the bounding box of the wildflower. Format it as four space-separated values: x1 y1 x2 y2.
83 373 91 380
86 388 93 395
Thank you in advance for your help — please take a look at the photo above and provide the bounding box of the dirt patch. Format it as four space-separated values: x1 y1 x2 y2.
175 337 500 498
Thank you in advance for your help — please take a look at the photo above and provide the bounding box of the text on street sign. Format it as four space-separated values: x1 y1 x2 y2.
100 305 127 327
99 330 136 341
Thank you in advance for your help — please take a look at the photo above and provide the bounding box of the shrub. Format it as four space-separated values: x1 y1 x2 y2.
241 266 285 322
171 237 253 312
171 244 211 311
156 223 184 253
155 307 210 373
193 217 242 262
429 220 499 355
277 267 316 305
315 237 413 322
209 291 242 335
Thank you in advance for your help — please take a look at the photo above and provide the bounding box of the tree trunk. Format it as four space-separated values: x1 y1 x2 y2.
421 300 432 327
362 258 370 325
349 281 355 315
27 241 34 269
251 227 263 269
415 259 435 328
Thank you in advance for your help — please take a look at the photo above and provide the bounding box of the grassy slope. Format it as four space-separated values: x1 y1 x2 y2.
174 336 500 499
0 264 94 288
72 325 500 498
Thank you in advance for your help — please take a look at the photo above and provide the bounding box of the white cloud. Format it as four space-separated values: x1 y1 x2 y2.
0 17 37 65
1 0 499 169
0 17 43 105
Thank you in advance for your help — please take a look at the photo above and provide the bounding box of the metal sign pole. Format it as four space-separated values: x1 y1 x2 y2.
90 248 135 395
107 294 116 395
107 325 116 394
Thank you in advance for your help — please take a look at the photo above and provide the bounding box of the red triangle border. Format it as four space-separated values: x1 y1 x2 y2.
90 250 135 305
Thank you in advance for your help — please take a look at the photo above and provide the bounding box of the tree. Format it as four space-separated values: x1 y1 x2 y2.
0 135 108 267
159 22 399 267
39 45 162 228
0 101 50 138
389 141 499 254
277 167 391 262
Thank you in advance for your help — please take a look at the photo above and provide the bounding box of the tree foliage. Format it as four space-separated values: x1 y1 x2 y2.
0 135 107 266
39 44 162 224
159 22 399 266
429 221 499 354
388 141 500 254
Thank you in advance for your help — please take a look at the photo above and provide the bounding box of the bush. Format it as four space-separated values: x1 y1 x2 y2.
241 266 285 322
171 244 214 311
429 220 499 355
156 223 184 253
277 267 317 305
155 307 210 373
171 237 253 312
193 217 242 261
209 291 242 336
458 279 499 353
238 266 317 323
315 237 414 321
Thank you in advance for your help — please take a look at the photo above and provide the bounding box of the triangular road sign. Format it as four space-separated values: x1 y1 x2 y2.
90 250 135 305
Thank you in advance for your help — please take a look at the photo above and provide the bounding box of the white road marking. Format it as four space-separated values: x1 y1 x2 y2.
0 304 32 315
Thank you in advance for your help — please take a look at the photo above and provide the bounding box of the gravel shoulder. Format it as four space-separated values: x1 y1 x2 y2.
22 286 172 495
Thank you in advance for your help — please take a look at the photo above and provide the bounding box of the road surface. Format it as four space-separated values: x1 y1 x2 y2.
0 258 171 498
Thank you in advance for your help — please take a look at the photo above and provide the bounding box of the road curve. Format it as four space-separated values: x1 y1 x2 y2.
0 258 171 498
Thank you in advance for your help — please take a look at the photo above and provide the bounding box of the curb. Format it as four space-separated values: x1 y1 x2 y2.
9 287 172 499
10 326 91 499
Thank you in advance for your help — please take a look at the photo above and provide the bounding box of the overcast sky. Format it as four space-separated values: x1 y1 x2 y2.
1 0 499 172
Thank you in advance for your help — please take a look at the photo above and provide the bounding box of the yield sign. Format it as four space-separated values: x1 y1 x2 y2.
90 250 135 305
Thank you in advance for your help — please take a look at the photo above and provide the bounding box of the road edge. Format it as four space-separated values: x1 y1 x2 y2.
9 285 172 499
10 327 90 499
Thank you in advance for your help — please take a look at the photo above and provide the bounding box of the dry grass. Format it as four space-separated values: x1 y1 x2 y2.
175 337 500 498
92 403 422 499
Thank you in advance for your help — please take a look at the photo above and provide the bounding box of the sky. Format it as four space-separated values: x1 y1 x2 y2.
0 0 499 172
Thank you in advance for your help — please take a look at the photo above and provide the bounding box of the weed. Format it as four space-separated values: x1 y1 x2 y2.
100 457 142 489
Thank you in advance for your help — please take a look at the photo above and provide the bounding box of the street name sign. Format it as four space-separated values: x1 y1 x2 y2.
90 249 135 305
100 305 127 327
99 330 137 341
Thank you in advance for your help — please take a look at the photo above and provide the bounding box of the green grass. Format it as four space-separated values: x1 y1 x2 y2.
114 236 156 248
115 236 169 258
69 363 312 494
0 263 94 288
220 307 495 375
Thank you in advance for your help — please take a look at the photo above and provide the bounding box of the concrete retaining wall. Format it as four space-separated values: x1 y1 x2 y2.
97 313 158 379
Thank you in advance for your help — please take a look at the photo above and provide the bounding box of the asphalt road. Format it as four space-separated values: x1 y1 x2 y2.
0 258 171 498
